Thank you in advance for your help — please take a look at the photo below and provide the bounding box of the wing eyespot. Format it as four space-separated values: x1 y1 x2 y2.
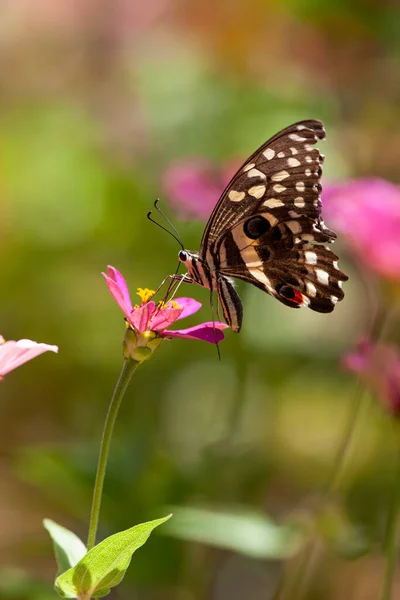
276 284 304 305
243 216 271 240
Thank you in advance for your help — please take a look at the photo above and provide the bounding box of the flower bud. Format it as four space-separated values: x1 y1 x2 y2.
123 327 163 363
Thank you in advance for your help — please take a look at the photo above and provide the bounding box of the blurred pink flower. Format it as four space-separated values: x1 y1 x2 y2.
323 178 400 280
162 159 237 220
343 338 400 416
8 0 169 40
103 266 228 343
0 336 58 379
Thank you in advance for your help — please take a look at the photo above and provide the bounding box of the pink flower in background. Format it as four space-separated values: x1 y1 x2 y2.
162 159 237 220
323 178 400 280
343 338 400 416
0 337 58 379
103 266 228 343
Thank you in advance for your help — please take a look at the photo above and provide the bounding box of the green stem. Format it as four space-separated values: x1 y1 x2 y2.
325 383 366 497
87 359 139 550
381 436 400 600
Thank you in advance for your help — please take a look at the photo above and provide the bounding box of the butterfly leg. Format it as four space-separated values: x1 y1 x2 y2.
153 273 193 302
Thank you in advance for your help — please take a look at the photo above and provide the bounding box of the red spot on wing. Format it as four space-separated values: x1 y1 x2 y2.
291 289 305 305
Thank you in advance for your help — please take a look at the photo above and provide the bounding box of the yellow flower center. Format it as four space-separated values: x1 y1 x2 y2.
135 288 181 310
169 300 181 309
136 288 155 304
157 299 181 310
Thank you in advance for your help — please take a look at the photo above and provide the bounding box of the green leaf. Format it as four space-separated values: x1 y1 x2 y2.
55 515 171 599
162 506 301 559
43 519 87 575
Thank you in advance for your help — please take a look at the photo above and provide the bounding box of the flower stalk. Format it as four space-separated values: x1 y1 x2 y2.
87 358 139 550
86 266 228 551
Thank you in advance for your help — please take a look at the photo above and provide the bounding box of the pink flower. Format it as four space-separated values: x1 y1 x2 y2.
162 159 237 220
343 338 400 416
323 178 400 280
102 266 228 344
0 336 58 379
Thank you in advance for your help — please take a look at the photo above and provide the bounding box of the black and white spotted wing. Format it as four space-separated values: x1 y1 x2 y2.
177 120 348 331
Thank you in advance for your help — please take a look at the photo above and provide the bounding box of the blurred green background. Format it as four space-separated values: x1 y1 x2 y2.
1 1 399 598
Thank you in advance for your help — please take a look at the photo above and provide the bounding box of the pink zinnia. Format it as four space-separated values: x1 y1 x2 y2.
102 266 228 343
0 336 58 379
162 159 237 220
323 178 400 280
343 338 400 417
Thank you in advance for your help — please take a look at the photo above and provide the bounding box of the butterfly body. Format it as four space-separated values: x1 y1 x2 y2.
176 120 348 333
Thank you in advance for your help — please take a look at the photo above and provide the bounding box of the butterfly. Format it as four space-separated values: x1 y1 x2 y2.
175 120 348 333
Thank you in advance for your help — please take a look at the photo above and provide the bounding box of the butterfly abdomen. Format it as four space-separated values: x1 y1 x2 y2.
217 276 243 333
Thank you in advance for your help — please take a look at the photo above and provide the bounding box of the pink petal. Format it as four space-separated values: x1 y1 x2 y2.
163 159 239 221
163 321 229 343
128 301 156 332
0 339 58 377
342 338 372 373
102 266 133 319
150 306 183 331
173 297 202 319
162 159 223 220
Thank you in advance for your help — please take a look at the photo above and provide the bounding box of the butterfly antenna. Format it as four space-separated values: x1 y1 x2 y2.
147 199 184 250
154 199 185 248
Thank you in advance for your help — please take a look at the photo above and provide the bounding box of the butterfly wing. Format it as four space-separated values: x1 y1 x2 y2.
200 120 348 313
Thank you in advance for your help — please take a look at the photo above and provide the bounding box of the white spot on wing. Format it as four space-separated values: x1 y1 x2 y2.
296 181 305 192
289 133 307 142
228 190 245 202
290 147 298 155
294 197 305 208
273 184 286 193
263 198 284 208
271 170 290 182
243 162 256 172
263 148 275 160
288 157 301 167
331 296 339 304
315 269 329 285
306 282 317 297
248 185 266 199
287 221 302 234
263 213 279 227
305 251 317 265
277 151 285 158
305 168 311 176
248 168 266 179
305 155 313 163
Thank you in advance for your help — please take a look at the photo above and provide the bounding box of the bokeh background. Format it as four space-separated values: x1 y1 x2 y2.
1 1 399 598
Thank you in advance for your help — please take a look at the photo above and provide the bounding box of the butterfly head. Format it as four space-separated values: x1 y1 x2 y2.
178 249 196 266
178 249 211 288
